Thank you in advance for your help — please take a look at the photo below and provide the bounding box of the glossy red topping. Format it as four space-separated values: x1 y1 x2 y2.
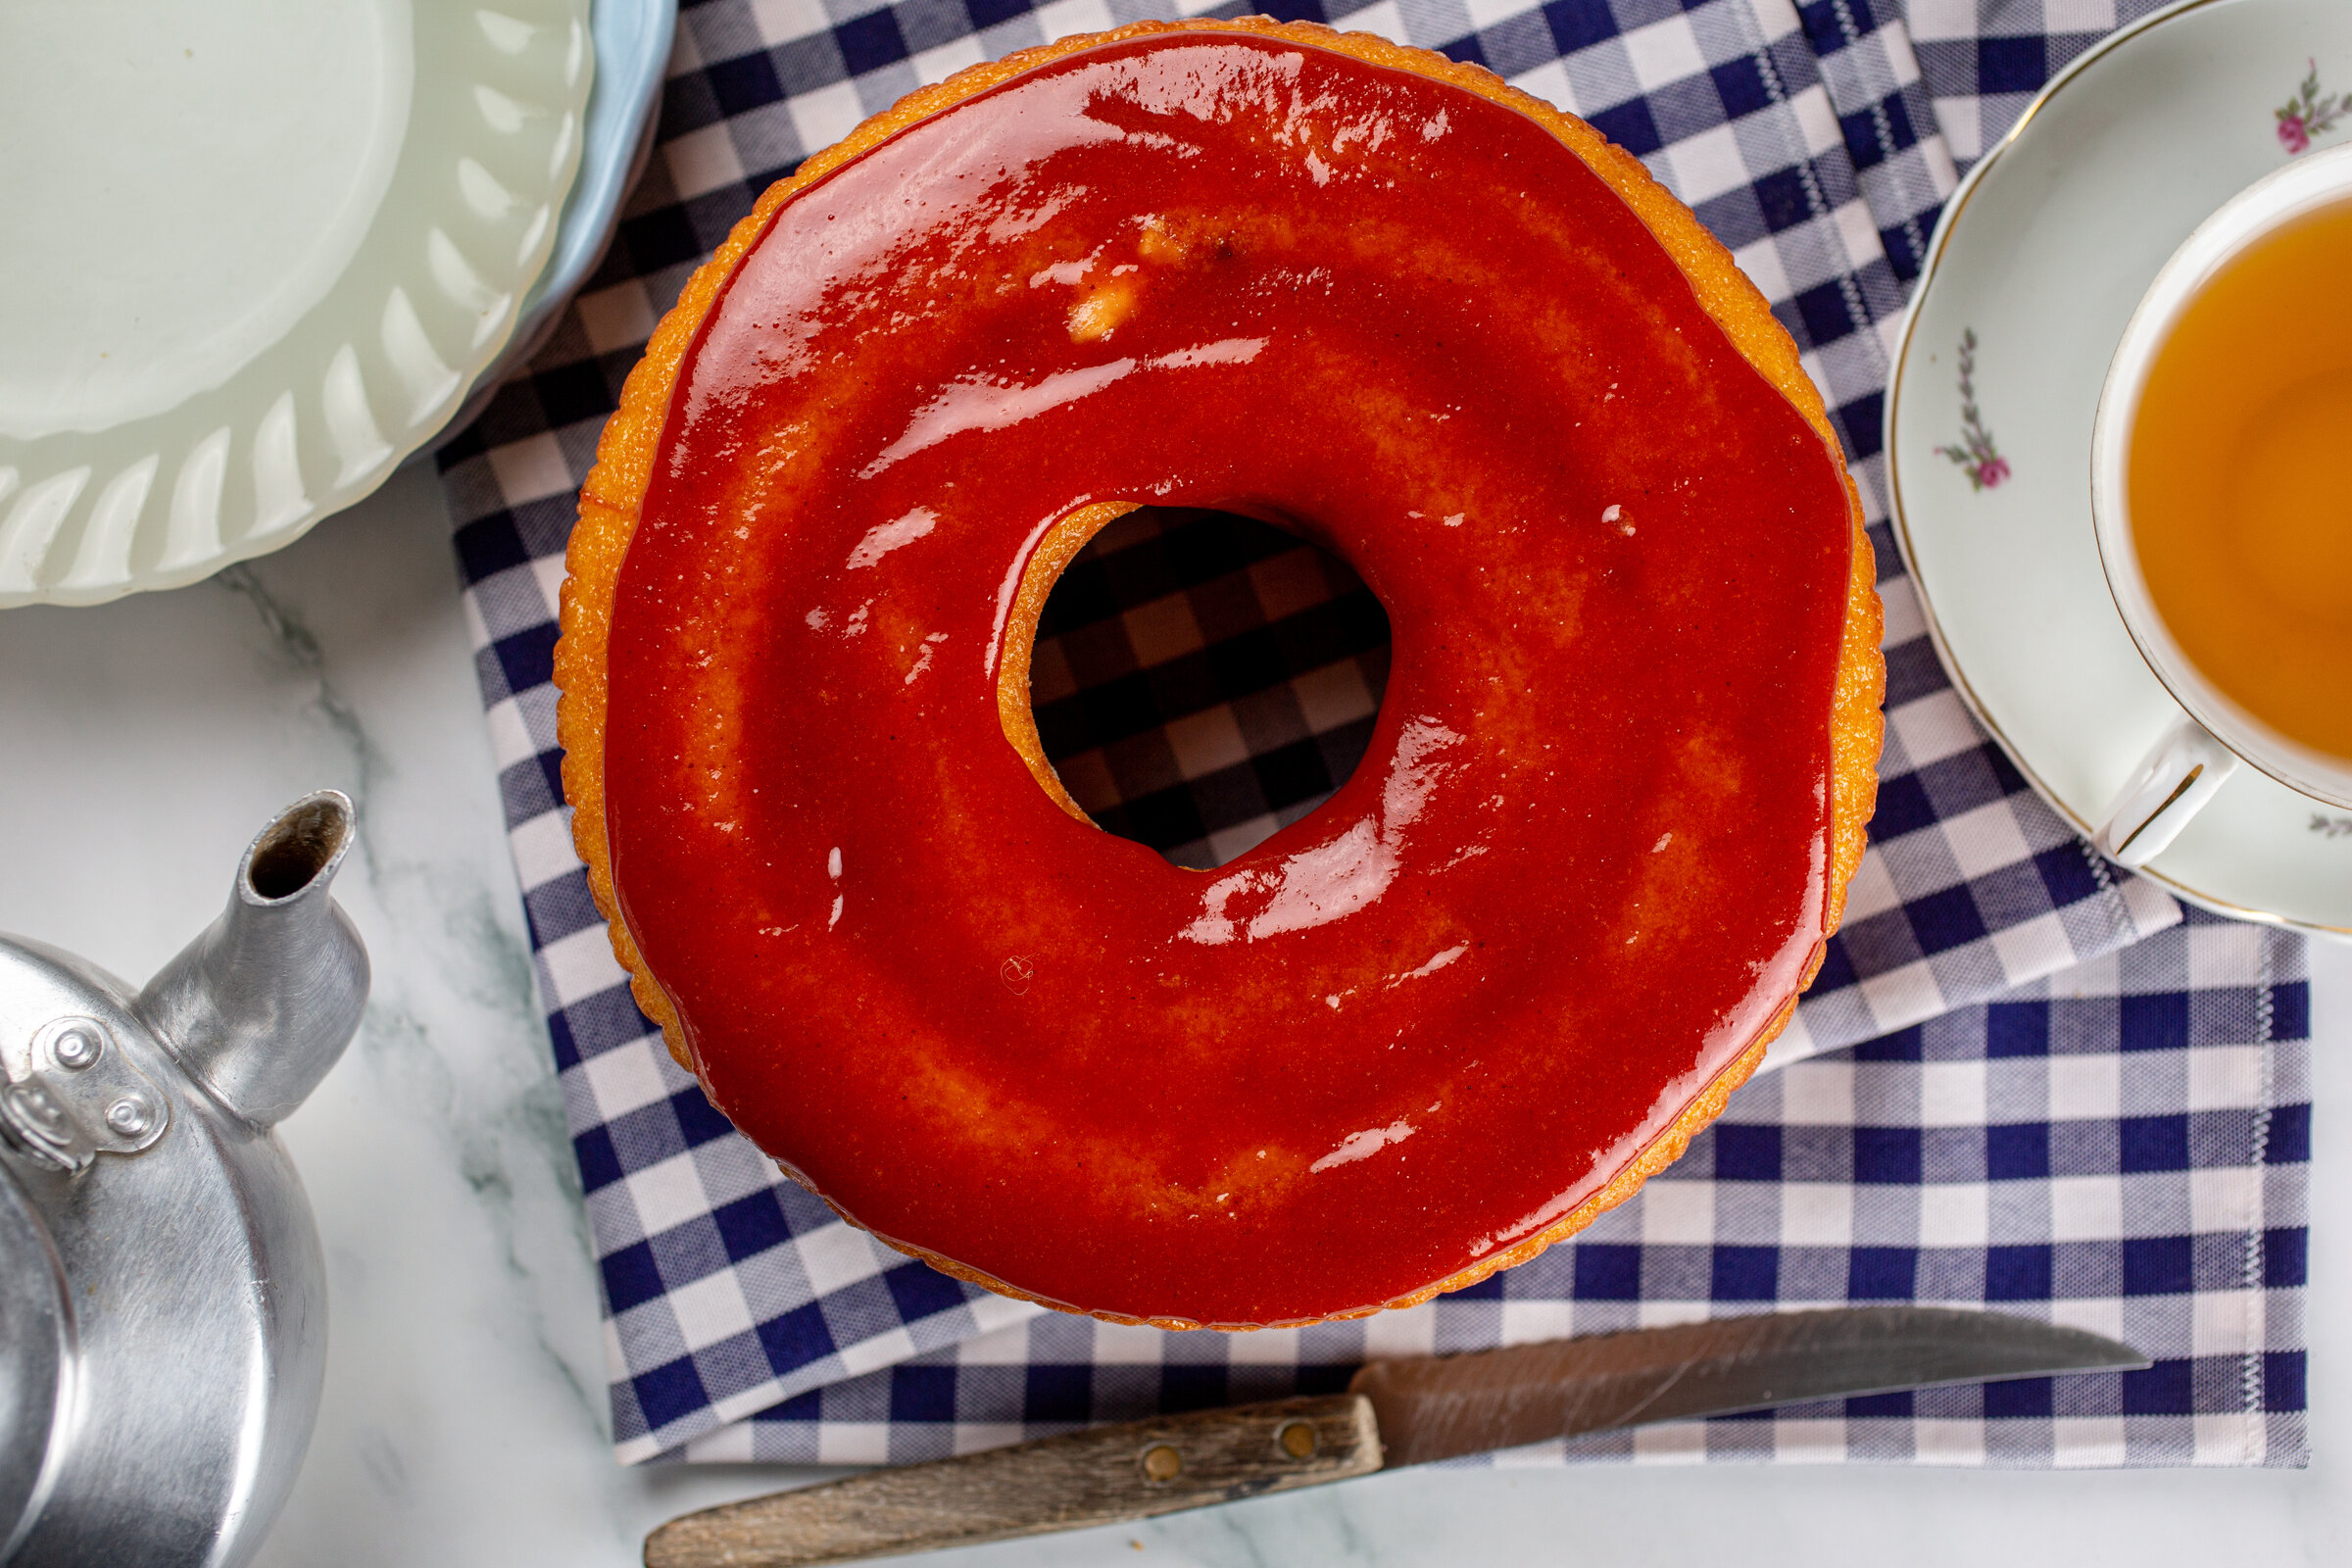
606 32 1853 1325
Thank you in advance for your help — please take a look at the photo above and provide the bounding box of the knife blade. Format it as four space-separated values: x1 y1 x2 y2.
1353 1304 2145 1466
643 1306 2147 1568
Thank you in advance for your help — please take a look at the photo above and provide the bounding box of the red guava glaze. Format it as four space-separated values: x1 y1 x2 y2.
605 31 1853 1325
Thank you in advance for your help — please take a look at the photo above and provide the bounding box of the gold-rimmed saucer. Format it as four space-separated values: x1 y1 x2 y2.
1886 0 2352 936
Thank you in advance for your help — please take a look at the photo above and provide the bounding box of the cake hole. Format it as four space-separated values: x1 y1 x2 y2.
1030 507 1391 869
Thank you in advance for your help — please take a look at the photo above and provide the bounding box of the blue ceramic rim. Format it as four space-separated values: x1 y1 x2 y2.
434 0 678 448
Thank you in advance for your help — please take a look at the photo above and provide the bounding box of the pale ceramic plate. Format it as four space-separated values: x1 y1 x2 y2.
442 0 675 439
1887 0 2352 936
0 0 591 608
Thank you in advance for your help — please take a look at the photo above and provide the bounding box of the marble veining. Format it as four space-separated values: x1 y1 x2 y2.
217 549 604 1429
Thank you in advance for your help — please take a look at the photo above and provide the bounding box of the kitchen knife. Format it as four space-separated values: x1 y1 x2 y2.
644 1305 2146 1567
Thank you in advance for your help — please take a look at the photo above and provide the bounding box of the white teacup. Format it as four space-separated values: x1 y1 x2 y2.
2088 140 2352 868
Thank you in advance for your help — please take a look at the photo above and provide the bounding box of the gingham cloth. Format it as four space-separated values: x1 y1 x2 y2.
436 0 2311 1466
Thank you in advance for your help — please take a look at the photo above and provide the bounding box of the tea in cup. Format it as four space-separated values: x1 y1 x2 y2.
2090 141 2352 865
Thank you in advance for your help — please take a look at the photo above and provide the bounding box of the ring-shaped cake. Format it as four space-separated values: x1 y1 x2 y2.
559 19 1885 1328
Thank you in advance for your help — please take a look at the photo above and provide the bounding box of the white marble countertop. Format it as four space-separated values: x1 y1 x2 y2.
0 465 2344 1566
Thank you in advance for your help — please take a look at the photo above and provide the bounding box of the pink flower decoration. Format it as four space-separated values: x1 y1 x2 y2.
1935 329 2011 493
2276 61 2344 157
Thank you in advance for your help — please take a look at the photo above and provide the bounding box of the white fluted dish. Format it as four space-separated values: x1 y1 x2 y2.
0 0 591 608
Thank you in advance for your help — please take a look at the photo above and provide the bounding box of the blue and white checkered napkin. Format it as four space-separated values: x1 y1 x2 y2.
436 0 2310 1466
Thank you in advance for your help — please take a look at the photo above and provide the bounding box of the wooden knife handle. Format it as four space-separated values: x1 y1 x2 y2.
643 1393 1383 1567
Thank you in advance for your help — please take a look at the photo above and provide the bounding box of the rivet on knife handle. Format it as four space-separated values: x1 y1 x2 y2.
642 1393 1383 1568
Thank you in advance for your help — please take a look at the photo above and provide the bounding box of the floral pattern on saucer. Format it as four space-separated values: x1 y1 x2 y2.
2276 58 2345 153
1935 328 2010 490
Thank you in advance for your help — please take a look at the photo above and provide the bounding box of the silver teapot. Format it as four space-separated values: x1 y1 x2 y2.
0 791 368 1566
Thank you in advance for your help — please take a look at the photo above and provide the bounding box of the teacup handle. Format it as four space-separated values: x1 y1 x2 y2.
2093 713 2240 868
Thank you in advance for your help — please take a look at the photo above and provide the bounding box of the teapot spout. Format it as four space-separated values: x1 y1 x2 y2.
138 791 370 1126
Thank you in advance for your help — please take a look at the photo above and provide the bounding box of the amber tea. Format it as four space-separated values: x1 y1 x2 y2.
2126 198 2352 762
